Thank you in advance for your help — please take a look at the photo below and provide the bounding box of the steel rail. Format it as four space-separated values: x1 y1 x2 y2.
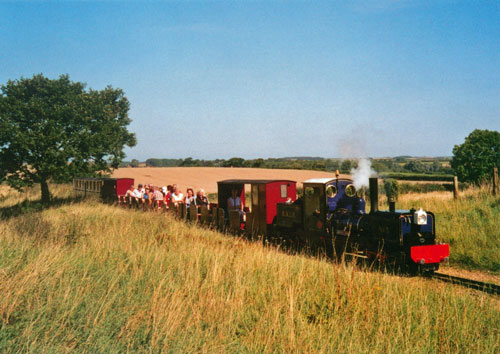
431 272 500 295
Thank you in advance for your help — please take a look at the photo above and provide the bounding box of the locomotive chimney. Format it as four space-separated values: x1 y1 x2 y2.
369 177 379 213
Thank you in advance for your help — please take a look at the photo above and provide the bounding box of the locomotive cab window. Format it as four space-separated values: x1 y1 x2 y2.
326 185 337 199
345 184 356 197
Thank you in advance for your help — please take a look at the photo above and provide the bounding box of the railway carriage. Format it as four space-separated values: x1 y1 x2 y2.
216 179 297 236
73 177 134 202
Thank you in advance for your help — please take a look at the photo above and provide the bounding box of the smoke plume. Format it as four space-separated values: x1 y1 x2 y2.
350 158 377 189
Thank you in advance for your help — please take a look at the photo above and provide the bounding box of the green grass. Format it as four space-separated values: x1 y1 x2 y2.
0 184 499 352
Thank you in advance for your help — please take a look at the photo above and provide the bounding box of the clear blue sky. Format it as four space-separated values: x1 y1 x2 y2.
1 1 499 160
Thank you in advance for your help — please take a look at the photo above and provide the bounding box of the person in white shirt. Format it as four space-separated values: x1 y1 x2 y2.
228 188 245 220
170 186 184 206
133 186 143 199
184 188 195 208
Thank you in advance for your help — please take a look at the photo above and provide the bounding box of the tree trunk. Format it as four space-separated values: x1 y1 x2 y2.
41 179 51 204
493 167 499 196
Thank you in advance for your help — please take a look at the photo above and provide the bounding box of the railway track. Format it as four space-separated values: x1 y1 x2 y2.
430 272 500 295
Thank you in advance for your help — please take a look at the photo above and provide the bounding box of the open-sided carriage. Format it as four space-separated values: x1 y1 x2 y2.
213 179 297 236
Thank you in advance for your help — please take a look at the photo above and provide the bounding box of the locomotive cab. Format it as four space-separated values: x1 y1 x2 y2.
276 177 363 248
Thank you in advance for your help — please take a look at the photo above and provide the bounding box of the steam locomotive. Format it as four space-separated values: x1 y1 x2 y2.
272 175 450 273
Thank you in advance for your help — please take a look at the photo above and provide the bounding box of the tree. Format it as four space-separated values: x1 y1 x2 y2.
340 159 352 173
451 129 500 184
384 179 399 202
0 74 136 203
223 157 245 167
403 160 427 173
130 159 140 167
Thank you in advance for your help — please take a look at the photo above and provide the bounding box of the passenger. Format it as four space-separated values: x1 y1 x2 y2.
133 184 143 199
170 186 184 206
142 185 151 210
152 186 164 210
195 189 209 208
184 188 195 208
228 188 245 218
125 185 136 206
164 185 173 209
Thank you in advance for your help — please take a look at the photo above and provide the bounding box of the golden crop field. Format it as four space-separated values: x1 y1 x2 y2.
111 167 350 193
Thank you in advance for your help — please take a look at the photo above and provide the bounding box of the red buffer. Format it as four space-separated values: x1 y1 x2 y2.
411 244 450 264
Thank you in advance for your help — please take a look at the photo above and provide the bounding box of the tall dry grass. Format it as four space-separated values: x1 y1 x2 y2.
0 184 499 352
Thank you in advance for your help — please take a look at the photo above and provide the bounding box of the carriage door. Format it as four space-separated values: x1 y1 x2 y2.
251 184 267 235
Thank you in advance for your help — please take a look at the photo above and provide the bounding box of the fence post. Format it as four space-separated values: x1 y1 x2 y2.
453 176 459 199
493 167 499 196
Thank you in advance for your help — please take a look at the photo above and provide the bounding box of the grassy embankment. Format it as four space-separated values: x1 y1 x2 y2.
0 184 499 352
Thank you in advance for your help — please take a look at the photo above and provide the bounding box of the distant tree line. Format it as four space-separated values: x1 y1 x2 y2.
120 156 453 175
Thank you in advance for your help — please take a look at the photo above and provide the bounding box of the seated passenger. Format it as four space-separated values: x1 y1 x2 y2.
125 185 136 206
164 185 173 209
152 186 164 210
142 185 151 210
133 184 143 199
184 188 195 208
195 189 209 208
228 188 245 218
170 186 184 206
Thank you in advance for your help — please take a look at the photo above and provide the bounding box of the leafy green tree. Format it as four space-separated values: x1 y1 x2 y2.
451 129 500 184
130 159 140 167
403 160 427 173
340 159 352 173
384 178 399 201
0 74 136 203
223 157 245 167
252 158 264 168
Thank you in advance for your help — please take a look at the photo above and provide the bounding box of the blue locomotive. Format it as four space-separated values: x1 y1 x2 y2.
274 175 449 273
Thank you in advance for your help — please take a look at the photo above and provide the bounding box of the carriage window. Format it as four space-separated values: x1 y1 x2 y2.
280 184 287 198
326 185 337 198
345 184 356 197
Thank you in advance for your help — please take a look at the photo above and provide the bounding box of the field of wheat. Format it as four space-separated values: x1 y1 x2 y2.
0 184 499 352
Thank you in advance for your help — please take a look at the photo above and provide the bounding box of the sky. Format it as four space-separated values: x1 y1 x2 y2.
1 0 499 160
